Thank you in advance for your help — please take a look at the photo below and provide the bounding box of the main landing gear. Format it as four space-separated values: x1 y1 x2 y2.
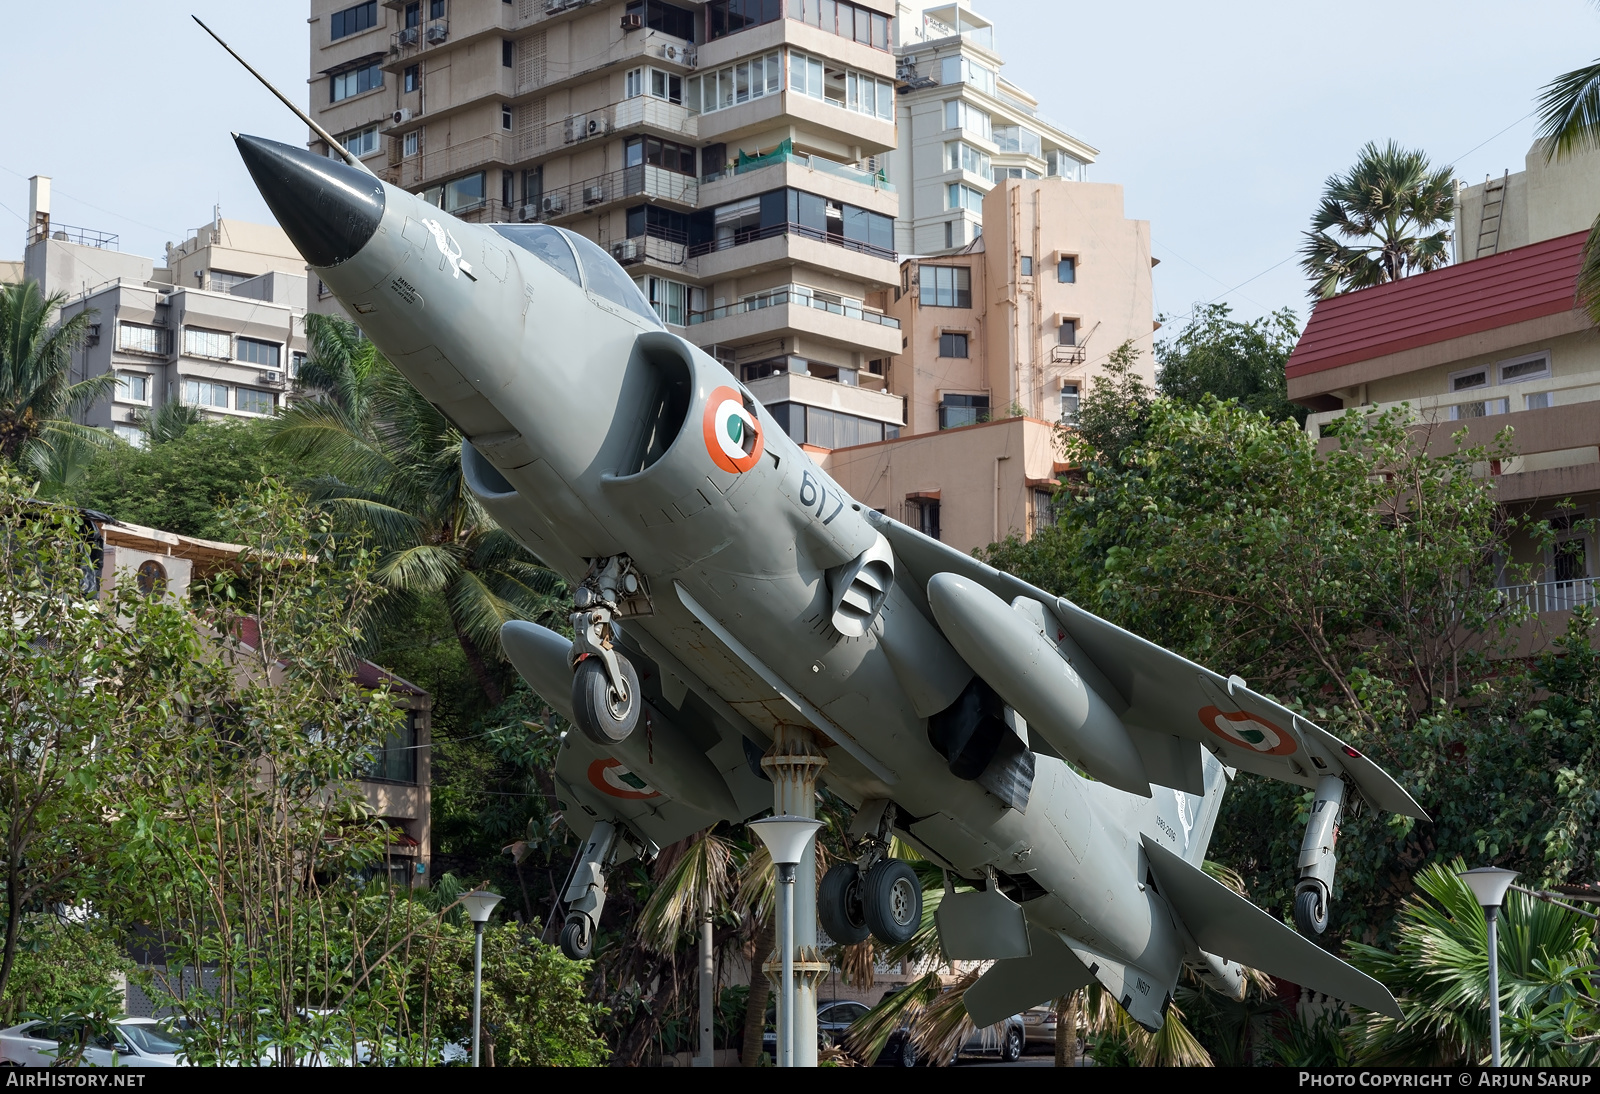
820 805 922 946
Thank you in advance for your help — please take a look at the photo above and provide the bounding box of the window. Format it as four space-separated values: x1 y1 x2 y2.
634 276 701 326
938 332 969 358
939 393 989 429
1020 255 1033 276
1047 150 1084 180
112 424 145 447
786 52 892 120
330 1 377 40
337 126 379 158
995 166 1040 180
626 67 644 98
330 60 384 102
626 204 691 244
443 172 486 212
501 103 513 130
1060 383 1080 425
707 0 783 40
1525 391 1552 410
502 39 513 67
236 388 276 415
993 125 1042 157
237 338 281 369
940 55 996 96
183 328 231 360
403 130 420 157
1548 512 1590 587
1450 366 1488 392
689 51 782 114
907 497 941 540
625 0 697 41
405 1 420 27
430 0 445 17
404 64 420 93
182 380 230 408
1058 319 1077 346
947 183 985 213
115 371 150 403
367 713 419 784
291 352 307 379
943 100 991 140
651 68 683 104
789 0 890 48
625 137 697 175
117 322 165 356
945 141 992 180
1057 255 1076 283
502 170 514 206
920 265 971 308
522 166 543 205
1498 353 1550 384
1450 398 1508 420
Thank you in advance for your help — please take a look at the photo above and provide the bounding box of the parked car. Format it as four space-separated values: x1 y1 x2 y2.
876 986 1025 1066
0 1018 186 1067
761 998 873 1058
1022 1006 1056 1048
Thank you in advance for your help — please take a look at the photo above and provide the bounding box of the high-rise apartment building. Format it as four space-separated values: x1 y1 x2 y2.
22 177 308 446
889 1 1096 255
309 0 907 446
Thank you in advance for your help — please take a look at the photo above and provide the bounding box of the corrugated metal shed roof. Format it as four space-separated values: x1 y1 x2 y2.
1286 231 1588 379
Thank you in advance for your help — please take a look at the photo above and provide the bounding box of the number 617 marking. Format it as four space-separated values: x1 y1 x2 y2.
798 470 844 525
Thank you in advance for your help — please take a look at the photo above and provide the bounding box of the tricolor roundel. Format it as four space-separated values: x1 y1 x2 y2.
1198 706 1298 756
703 386 764 474
587 757 660 800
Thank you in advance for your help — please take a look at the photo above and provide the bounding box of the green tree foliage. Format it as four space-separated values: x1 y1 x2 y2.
0 919 132 1027
1536 11 1600 325
1300 141 1455 299
58 417 310 538
0 280 115 471
1156 304 1304 424
1067 340 1152 467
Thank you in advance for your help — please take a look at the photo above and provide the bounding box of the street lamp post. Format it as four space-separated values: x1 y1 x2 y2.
1458 867 1518 1067
746 815 824 1068
459 889 504 1068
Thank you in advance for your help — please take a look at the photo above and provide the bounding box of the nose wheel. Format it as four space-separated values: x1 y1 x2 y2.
571 655 640 744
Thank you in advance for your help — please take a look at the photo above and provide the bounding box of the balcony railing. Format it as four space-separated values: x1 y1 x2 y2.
387 133 507 190
609 233 692 268
688 221 896 262
1051 345 1086 365
29 222 119 249
1500 578 1600 615
938 405 991 430
701 150 894 192
688 285 898 329
526 164 697 223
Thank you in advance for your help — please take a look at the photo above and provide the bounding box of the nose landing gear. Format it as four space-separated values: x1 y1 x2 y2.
566 557 651 745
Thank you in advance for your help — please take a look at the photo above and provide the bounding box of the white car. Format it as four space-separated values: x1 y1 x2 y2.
0 1017 186 1067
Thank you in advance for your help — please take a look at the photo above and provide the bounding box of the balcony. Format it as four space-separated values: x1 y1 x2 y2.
1500 577 1599 615
689 221 895 262
701 148 893 193
529 165 697 224
609 233 693 270
691 285 897 329
689 286 901 356
387 133 507 191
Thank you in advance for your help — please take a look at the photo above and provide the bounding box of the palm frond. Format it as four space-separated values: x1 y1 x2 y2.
1537 59 1600 161
908 966 979 1065
376 543 461 595
844 969 941 1064
637 830 737 953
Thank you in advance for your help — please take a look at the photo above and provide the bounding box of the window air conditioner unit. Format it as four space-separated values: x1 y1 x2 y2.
583 184 606 205
125 411 140 423
392 108 413 125
425 23 449 44
542 193 566 214
398 26 419 46
517 203 539 222
564 115 585 143
610 240 637 262
586 116 609 137
258 371 282 386
620 12 642 29
661 44 680 62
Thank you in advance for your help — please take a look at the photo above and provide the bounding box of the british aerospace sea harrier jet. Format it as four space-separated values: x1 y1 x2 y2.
231 90 1421 1032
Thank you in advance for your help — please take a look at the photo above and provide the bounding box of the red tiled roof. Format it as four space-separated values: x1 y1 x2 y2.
1286 231 1588 379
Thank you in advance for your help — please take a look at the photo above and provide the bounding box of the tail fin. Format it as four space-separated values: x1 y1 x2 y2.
1183 749 1230 866
1142 836 1401 1018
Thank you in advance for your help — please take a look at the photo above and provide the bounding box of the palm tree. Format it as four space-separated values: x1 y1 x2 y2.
1300 141 1456 299
1537 23 1600 324
0 280 115 469
1345 858 1598 1066
270 313 564 702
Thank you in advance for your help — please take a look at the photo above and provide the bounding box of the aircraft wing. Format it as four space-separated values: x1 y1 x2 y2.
865 511 1427 819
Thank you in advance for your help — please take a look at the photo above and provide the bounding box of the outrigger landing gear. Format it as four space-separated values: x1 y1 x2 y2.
558 821 617 960
567 557 651 745
1293 776 1346 937
820 801 922 947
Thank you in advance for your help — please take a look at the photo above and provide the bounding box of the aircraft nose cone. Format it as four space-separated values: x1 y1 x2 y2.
234 134 384 268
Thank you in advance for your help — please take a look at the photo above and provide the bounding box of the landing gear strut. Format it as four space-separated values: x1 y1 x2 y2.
820 802 923 947
567 557 650 745
559 821 616 960
1293 776 1346 937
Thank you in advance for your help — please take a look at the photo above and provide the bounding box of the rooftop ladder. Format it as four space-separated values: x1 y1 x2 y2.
1474 170 1509 259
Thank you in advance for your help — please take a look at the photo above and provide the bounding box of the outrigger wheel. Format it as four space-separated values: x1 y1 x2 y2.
1293 882 1329 936
819 863 871 945
559 913 595 960
571 655 640 745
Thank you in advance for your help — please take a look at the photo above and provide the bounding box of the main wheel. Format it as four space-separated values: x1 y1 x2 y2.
1000 1024 1023 1062
819 863 870 945
571 656 639 745
559 914 594 959
1294 884 1328 936
891 1033 917 1068
861 859 921 946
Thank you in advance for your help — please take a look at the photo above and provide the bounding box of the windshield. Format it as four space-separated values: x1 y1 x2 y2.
490 224 581 287
556 228 664 327
120 1021 184 1056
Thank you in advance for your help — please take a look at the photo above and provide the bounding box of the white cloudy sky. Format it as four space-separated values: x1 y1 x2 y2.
2 0 1596 328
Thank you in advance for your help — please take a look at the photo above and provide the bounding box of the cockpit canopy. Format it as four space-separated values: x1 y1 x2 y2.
491 224 662 329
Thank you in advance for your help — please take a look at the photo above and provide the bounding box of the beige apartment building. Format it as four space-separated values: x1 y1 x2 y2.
823 177 1155 552
308 0 908 444
22 177 309 446
888 1 1096 256
1290 140 1600 648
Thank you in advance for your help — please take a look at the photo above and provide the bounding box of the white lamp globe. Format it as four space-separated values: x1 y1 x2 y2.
747 816 824 867
460 889 504 924
1458 867 1519 908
